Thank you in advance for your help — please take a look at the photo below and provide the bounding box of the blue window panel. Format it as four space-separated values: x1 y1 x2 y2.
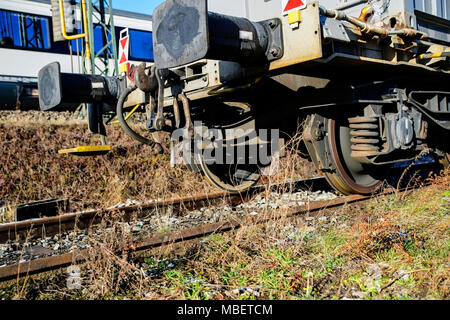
129 29 154 61
0 10 21 46
23 15 50 49
70 24 113 57
0 9 50 50
40 18 50 49
93 25 103 54
93 24 113 57
11 13 21 46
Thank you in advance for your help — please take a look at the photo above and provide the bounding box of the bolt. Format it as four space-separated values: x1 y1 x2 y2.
269 20 278 29
154 117 166 131
313 128 324 141
270 47 281 57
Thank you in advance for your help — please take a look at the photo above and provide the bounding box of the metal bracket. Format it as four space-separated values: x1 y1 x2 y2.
259 18 284 61
321 17 351 43
303 114 334 171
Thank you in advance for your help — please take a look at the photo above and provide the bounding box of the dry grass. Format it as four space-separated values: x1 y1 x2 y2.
2 173 448 300
0 122 211 222
2 166 447 300
135 171 448 301
0 114 315 222
1 112 447 300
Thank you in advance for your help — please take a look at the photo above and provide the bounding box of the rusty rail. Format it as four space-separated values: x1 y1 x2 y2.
0 191 230 244
0 177 329 244
0 192 371 282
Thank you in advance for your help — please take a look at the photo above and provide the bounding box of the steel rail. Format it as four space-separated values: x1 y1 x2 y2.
0 177 329 244
0 191 229 244
0 191 375 282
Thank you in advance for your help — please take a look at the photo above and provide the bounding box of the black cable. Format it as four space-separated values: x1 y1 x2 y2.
116 85 163 153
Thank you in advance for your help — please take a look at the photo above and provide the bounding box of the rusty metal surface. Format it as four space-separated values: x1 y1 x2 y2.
0 191 371 282
0 250 90 282
0 178 329 244
127 193 369 252
0 191 231 244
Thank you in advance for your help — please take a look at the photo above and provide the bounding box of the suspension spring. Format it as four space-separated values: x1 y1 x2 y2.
348 116 381 158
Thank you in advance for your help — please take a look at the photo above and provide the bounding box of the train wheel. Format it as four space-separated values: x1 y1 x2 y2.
198 158 261 193
195 102 263 193
323 118 384 195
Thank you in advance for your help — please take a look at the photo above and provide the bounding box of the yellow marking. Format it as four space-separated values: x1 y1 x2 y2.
418 51 449 60
110 104 140 124
288 10 302 24
58 145 111 156
120 63 128 74
361 6 372 14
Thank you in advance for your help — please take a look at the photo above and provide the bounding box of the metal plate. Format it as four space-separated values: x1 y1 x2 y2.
269 2 323 71
15 199 69 221
321 16 351 43
58 145 111 156
153 0 209 69
38 62 62 111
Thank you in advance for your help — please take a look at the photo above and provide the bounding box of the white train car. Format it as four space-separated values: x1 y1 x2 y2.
0 0 153 109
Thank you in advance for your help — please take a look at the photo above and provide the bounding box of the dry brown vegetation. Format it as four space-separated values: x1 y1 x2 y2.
0 121 207 222
0 111 447 300
0 112 316 222
2 170 448 300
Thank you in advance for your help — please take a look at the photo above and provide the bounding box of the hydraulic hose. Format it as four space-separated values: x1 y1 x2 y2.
319 6 427 39
116 85 163 153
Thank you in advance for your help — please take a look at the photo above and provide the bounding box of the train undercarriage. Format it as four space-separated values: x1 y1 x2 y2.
170 72 450 195
37 0 450 195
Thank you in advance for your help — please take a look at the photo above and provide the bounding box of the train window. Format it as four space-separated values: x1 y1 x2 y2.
93 25 113 57
69 27 154 61
0 9 51 50
70 24 114 57
129 29 154 61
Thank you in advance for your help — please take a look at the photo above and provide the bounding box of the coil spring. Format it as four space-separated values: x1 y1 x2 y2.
348 116 380 158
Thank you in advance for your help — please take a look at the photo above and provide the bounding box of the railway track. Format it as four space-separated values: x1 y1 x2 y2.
0 191 372 282
0 177 330 244
0 166 436 283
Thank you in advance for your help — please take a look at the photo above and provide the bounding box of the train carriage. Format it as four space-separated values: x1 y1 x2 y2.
37 0 450 195
0 0 154 109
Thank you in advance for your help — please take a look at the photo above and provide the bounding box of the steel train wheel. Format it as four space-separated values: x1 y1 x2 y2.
198 159 261 193
196 102 262 193
323 119 384 195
